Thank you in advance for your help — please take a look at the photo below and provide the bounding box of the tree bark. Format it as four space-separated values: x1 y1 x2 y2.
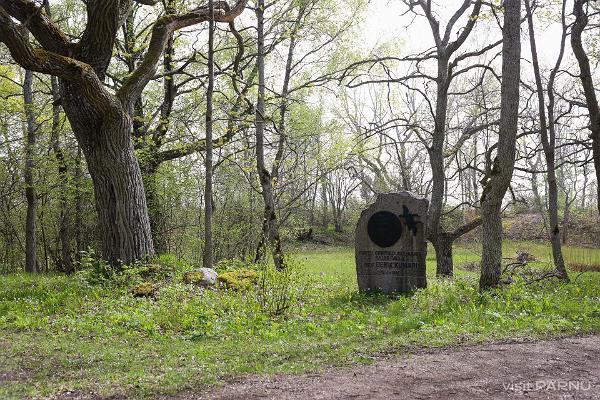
22 68 37 273
433 234 453 277
61 82 155 266
480 0 521 290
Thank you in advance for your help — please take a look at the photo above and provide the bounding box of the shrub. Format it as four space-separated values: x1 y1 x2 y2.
76 249 118 285
256 257 308 317
214 258 251 273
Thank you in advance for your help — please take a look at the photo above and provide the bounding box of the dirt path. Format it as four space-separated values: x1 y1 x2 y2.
192 335 600 400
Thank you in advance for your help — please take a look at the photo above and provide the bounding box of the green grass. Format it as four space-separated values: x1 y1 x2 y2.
1 243 600 399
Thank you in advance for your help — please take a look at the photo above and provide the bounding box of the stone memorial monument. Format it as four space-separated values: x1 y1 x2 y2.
355 192 428 294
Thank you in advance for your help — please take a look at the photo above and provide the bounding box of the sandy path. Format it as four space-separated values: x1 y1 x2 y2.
192 335 600 400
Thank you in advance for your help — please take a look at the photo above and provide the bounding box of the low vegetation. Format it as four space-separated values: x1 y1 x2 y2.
1 243 599 399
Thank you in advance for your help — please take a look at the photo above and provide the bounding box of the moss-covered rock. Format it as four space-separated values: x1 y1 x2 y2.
131 282 156 298
218 268 259 290
183 271 204 284
183 268 217 287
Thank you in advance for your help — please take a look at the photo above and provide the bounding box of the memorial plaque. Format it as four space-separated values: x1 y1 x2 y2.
355 192 428 294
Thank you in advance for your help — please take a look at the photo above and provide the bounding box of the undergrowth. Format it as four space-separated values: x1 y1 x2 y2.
0 246 599 399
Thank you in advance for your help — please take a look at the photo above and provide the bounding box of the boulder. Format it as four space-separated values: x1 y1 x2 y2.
183 268 218 287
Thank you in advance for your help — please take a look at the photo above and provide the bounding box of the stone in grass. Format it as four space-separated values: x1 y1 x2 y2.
131 282 157 298
183 268 218 287
218 268 259 290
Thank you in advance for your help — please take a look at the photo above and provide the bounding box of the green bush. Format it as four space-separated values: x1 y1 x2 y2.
75 251 184 287
256 258 308 317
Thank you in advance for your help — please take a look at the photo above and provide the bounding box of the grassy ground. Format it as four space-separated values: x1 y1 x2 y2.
1 242 600 399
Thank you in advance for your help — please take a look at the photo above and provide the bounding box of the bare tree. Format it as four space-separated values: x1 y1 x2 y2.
480 0 521 290
571 0 600 216
525 0 568 280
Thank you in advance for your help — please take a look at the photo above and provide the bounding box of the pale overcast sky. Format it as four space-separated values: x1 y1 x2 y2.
360 0 569 68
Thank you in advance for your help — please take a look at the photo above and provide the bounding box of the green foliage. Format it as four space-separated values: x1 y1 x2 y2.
76 248 117 284
76 250 183 287
256 258 308 317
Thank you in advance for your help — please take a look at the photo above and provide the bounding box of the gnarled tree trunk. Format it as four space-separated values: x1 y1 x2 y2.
61 83 154 266
254 0 285 269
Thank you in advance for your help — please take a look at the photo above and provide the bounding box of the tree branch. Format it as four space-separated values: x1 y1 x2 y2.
117 0 248 112
0 8 116 112
0 0 71 54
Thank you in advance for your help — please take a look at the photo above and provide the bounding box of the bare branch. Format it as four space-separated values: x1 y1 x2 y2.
0 8 116 112
0 0 71 53
117 0 248 111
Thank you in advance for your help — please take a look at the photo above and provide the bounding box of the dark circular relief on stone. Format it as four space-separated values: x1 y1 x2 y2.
367 211 402 248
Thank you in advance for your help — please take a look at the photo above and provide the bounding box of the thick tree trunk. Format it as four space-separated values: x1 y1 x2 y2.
434 234 453 277
86 137 154 265
479 0 521 290
61 83 154 266
480 196 504 288
23 68 37 273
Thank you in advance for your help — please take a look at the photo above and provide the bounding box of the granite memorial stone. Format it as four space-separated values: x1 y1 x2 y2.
355 192 428 294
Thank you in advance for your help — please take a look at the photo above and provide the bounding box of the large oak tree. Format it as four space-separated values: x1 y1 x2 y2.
0 0 247 265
